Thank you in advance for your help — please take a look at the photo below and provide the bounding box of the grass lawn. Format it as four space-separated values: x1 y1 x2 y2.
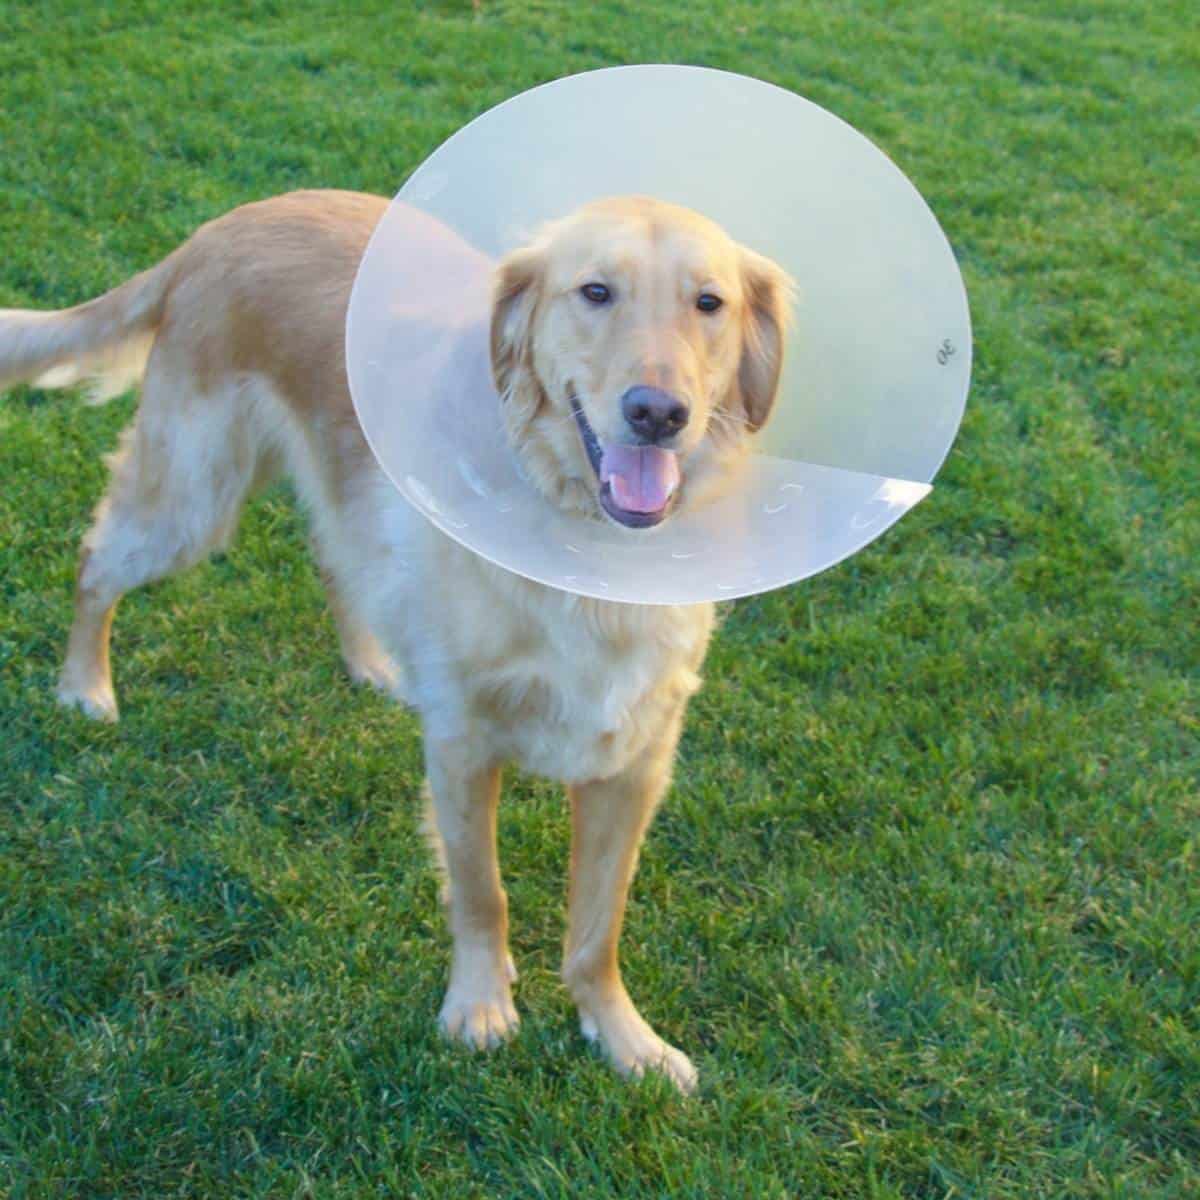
1 1 1197 1196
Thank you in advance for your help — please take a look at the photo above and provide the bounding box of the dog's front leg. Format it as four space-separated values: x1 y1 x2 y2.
425 738 519 1050
563 717 697 1094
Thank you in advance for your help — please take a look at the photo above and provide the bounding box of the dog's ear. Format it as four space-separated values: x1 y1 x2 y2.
736 248 794 433
490 244 547 436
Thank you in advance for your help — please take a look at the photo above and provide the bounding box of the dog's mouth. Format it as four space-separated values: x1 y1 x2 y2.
570 397 680 529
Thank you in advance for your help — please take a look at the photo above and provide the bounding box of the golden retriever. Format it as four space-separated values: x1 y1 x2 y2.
0 190 791 1092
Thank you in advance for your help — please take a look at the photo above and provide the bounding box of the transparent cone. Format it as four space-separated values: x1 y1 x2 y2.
347 66 970 604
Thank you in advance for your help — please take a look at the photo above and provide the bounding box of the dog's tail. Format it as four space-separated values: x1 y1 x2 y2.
0 253 178 403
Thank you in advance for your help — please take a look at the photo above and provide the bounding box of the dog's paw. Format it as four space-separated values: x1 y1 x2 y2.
579 1000 697 1094
439 984 520 1051
342 648 411 705
55 679 119 723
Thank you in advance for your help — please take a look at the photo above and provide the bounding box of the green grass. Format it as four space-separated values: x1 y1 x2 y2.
1 1 1197 1196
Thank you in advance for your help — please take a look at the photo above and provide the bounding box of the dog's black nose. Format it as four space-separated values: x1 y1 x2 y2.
621 386 689 444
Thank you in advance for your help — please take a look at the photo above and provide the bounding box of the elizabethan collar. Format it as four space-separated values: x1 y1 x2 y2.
346 66 971 604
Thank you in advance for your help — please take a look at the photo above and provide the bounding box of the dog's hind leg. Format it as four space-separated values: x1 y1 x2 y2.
58 539 122 723
313 555 408 702
57 369 271 721
300 485 408 703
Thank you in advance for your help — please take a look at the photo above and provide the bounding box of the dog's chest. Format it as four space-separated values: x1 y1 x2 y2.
460 590 710 782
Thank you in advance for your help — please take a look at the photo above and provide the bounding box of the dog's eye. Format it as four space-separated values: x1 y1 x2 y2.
696 293 723 314
580 282 612 305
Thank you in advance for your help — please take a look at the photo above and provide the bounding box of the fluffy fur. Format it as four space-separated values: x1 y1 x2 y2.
0 190 791 1092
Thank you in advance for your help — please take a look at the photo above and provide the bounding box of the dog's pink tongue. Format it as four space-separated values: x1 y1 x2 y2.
600 444 680 513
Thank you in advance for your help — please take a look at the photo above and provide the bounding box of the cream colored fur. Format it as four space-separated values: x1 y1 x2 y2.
0 190 791 1092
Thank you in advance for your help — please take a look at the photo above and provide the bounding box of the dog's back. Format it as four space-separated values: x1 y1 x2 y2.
0 190 384 412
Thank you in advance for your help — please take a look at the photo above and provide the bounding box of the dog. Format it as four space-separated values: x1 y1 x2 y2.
0 190 792 1092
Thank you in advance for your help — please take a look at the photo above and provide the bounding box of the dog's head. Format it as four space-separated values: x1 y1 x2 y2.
489 197 793 528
